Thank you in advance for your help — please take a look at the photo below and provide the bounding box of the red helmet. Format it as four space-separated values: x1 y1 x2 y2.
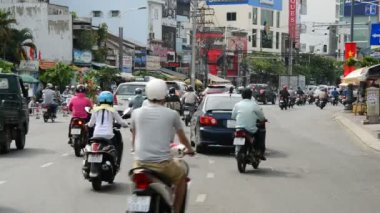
283 85 288 89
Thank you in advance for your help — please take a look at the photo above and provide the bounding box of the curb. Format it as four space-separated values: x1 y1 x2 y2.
334 114 380 151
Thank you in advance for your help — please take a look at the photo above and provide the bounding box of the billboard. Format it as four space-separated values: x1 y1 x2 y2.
146 56 161 70
162 0 177 27
344 0 378 17
162 26 177 51
134 50 147 70
207 0 282 10
370 23 380 47
122 56 133 73
73 49 92 64
177 0 190 17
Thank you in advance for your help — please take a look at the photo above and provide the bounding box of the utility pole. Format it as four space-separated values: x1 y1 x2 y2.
350 0 354 42
190 0 198 90
118 27 123 72
289 39 293 75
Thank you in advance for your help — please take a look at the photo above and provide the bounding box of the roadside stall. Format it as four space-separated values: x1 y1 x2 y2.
342 67 368 115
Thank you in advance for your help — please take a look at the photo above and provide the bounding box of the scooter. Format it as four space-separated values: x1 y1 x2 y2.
126 144 191 213
183 104 195 126
234 120 267 173
42 104 56 123
69 118 88 157
279 97 287 110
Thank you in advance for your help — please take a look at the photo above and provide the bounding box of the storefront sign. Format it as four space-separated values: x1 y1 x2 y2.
207 0 248 4
289 0 297 41
19 60 39 71
260 0 274 5
146 56 161 70
73 49 92 64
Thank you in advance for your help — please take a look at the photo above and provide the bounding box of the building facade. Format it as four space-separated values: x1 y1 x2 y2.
0 0 73 63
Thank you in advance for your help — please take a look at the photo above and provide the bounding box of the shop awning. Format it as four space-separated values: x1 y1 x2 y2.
158 68 187 80
366 64 380 79
342 67 367 85
208 74 231 84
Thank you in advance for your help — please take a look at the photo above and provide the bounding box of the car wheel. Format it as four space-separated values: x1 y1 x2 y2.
195 129 206 153
0 129 12 154
15 128 26 150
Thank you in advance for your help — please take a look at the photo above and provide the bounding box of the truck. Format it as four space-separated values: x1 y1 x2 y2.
0 73 29 153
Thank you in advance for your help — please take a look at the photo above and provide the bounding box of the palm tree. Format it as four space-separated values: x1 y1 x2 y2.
0 10 16 59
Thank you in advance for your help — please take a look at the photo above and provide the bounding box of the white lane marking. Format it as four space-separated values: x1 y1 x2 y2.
0 181 6 185
208 160 215 164
40 162 54 168
206 173 215 178
61 153 69 157
195 194 207 203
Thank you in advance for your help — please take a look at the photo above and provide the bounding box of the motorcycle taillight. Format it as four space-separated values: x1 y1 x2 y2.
132 173 151 190
235 130 246 138
73 120 84 126
91 143 100 152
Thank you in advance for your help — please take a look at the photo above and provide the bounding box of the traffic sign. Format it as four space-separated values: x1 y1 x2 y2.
370 23 380 46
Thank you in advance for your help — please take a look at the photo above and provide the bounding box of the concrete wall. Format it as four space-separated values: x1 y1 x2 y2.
0 1 73 63
50 0 149 46
148 0 163 41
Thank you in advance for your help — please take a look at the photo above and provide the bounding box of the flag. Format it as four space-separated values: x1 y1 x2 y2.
344 42 357 77
29 47 34 61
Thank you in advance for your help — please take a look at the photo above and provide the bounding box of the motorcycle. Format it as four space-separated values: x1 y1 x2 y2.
82 107 126 191
126 144 190 213
69 118 88 157
279 97 287 110
307 95 315 104
42 104 56 123
331 96 339 106
319 98 328 109
183 104 195 126
234 120 267 173
288 97 296 108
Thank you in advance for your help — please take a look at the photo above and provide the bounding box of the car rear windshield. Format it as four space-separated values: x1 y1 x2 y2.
205 86 227 94
0 78 9 89
116 84 146 95
205 96 241 111
166 82 180 90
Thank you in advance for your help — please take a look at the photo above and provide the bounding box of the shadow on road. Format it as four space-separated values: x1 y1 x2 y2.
0 207 24 213
244 167 302 178
0 148 56 158
95 182 131 195
265 148 287 158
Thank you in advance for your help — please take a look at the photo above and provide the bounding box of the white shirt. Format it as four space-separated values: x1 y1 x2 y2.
88 107 126 139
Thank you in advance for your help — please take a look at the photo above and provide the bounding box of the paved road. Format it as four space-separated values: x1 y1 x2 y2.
1 104 380 213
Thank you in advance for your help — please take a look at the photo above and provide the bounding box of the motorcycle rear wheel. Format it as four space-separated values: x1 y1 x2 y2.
92 179 102 191
73 138 81 157
237 150 247 173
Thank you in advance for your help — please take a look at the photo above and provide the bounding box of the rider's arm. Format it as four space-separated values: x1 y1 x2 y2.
113 111 128 127
254 105 266 121
130 113 136 151
87 113 96 128
231 104 238 120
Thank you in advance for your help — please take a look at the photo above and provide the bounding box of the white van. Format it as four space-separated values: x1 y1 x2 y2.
113 82 148 114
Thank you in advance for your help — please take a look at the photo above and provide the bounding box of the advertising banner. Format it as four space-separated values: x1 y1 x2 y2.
288 0 297 41
344 42 357 76
19 60 39 71
162 26 177 51
73 49 92 64
162 0 177 27
146 56 161 71
370 23 380 47
134 50 147 70
207 0 248 5
207 0 281 10
344 0 378 17
177 0 190 17
227 35 248 52
122 56 133 73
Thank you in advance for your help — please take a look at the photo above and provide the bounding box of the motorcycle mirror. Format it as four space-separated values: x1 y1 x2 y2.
122 107 132 119
84 107 92 114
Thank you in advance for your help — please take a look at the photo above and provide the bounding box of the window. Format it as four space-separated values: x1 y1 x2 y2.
154 9 159 20
276 32 280 49
323 45 327 53
276 11 280 28
252 29 257 47
300 0 307 15
111 10 120 17
261 30 273 49
92 10 102 17
252 8 258 25
227 12 237 21
261 9 273 26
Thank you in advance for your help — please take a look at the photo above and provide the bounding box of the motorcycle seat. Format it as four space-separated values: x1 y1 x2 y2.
89 137 112 144
129 167 173 186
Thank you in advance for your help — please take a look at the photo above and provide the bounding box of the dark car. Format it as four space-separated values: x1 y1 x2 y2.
0 73 29 153
248 83 276 104
190 93 242 153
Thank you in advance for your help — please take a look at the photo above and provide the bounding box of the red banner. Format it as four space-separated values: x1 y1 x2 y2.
289 0 297 41
344 42 357 76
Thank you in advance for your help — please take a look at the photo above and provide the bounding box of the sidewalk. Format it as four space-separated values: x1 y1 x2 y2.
334 111 380 151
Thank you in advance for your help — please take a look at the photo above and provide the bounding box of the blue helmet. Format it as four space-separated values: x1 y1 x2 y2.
98 91 113 104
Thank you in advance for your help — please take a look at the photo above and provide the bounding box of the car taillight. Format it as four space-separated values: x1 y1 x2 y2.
199 115 217 126
235 130 246 138
91 143 100 152
113 95 118 105
132 172 151 190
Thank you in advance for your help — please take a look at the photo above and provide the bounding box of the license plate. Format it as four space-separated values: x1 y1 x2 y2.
88 154 103 163
127 195 151 212
71 128 81 135
227 120 236 128
233 138 245 145
184 110 190 115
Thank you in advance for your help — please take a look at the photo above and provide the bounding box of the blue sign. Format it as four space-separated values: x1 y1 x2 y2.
344 0 378 17
207 0 282 10
370 23 380 46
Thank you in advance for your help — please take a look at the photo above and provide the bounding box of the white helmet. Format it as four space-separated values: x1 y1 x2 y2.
146 79 167 101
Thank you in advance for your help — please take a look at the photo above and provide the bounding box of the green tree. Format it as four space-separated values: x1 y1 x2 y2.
39 63 74 90
76 30 98 51
0 10 16 59
0 60 13 73
87 67 120 89
93 23 108 62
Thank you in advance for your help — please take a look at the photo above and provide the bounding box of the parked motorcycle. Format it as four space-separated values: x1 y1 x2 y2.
42 104 56 123
126 144 190 213
234 120 267 173
69 118 88 157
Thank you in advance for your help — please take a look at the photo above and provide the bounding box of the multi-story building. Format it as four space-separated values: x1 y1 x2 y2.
0 0 73 63
205 0 287 54
299 0 339 56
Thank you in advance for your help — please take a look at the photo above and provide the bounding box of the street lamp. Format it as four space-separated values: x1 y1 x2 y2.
118 6 147 72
